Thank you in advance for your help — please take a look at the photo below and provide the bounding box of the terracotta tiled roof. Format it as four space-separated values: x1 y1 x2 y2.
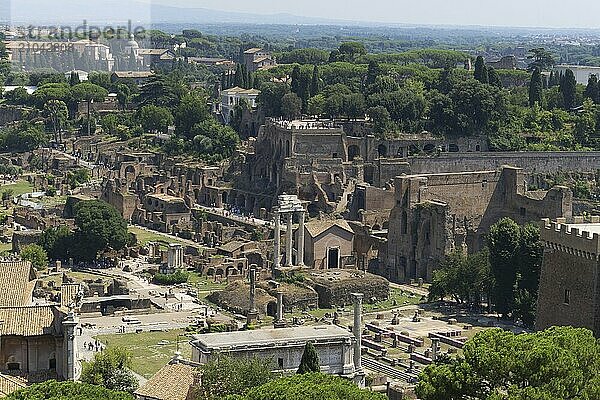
0 261 36 307
305 220 354 238
0 305 62 337
135 362 196 400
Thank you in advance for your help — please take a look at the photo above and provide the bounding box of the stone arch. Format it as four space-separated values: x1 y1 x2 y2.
125 165 135 175
348 145 360 161
285 140 291 158
222 192 228 205
207 268 215 277
377 144 388 158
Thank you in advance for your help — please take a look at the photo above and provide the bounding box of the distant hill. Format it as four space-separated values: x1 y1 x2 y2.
3 0 356 26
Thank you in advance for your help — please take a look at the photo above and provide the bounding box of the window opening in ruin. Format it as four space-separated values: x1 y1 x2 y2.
278 358 284 369
564 289 571 305
520 207 526 217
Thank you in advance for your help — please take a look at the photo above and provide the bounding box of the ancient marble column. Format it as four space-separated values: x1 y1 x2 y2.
62 310 79 381
285 212 293 267
274 212 281 268
297 211 305 267
247 267 259 325
276 291 284 322
352 293 363 372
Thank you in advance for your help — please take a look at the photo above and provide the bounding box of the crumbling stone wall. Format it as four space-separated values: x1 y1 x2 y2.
381 166 572 283
308 271 389 308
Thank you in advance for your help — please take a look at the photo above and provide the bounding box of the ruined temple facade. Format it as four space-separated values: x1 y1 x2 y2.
379 166 572 283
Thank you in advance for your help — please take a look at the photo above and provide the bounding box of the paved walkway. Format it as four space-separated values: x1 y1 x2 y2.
390 282 429 297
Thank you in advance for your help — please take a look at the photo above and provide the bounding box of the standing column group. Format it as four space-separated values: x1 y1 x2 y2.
272 208 306 269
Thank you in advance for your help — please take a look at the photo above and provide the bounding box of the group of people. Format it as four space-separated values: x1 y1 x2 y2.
83 340 103 353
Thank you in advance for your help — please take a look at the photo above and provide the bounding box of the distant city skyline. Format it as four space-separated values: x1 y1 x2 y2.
143 0 600 29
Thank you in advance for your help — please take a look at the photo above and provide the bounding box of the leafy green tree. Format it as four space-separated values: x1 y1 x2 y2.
297 342 320 374
190 120 240 161
473 56 488 84
486 67 502 88
281 93 302 120
367 106 392 136
32 83 72 108
584 74 599 103
527 48 556 72
368 88 426 131
72 201 132 261
310 65 321 96
575 99 597 145
67 168 90 189
7 380 134 400
560 69 577 110
44 100 68 143
429 249 492 306
138 105 174 134
338 42 367 61
116 84 131 110
195 356 274 400
174 93 210 139
81 347 138 393
101 114 120 136
71 83 109 136
257 82 291 118
417 327 600 400
488 217 521 317
342 93 366 120
69 71 81 86
307 94 326 116
0 123 48 153
4 87 31 105
241 373 386 400
528 67 544 107
291 65 302 95
20 244 49 270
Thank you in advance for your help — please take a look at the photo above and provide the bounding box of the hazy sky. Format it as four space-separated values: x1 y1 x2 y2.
147 0 600 28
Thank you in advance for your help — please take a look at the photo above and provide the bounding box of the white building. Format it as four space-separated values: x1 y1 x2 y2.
218 87 260 125
555 65 600 85
190 325 357 376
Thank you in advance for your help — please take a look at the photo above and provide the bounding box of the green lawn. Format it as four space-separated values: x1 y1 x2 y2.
2 180 35 196
363 287 424 312
128 227 187 247
95 330 193 379
188 272 227 292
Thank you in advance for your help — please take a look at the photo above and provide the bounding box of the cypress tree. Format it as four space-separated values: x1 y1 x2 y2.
528 67 543 107
366 60 380 86
297 342 320 374
69 71 80 86
310 65 320 96
234 64 243 87
474 56 488 84
584 74 599 103
291 65 301 95
560 69 577 110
